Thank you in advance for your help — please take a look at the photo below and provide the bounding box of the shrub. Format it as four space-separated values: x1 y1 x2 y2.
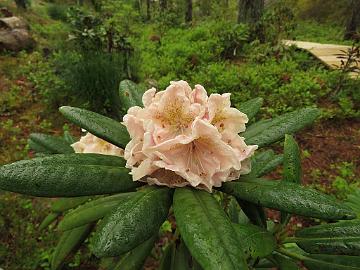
47 3 68 21
54 51 130 118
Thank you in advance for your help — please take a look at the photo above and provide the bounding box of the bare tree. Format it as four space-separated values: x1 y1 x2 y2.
237 0 264 24
185 0 193 23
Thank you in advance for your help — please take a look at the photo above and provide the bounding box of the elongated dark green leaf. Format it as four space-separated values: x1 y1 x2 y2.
243 108 319 148
345 189 360 218
0 154 138 197
237 97 263 121
242 119 272 140
303 254 360 270
63 131 76 144
226 196 240 223
59 192 136 231
29 133 74 154
113 235 157 270
255 258 276 269
222 178 355 220
173 188 248 270
51 223 92 270
283 135 301 184
93 187 171 257
273 254 299 270
59 106 130 148
158 243 174 270
294 220 360 255
246 150 283 178
233 223 275 259
119 80 145 112
51 197 92 213
39 212 60 230
237 199 266 228
281 134 301 224
173 240 192 270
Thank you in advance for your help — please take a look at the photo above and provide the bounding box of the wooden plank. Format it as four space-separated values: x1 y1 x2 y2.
283 40 359 79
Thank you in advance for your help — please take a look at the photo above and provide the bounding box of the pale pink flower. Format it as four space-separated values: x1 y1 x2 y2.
72 133 124 157
123 80 257 192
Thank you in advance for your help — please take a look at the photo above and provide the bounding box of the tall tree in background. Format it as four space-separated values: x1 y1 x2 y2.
14 0 27 9
160 0 167 12
185 0 192 23
146 0 151 20
344 0 360 40
237 0 264 24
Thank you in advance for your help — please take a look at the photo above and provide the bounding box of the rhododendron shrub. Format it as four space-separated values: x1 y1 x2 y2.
0 80 359 270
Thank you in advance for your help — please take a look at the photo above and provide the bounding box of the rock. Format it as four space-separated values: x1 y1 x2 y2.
0 29 35 52
0 16 29 30
0 16 35 52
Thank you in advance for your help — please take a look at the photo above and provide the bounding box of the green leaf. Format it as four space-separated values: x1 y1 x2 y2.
237 97 263 121
113 235 156 270
51 223 92 270
173 188 248 270
59 106 130 148
243 108 319 148
0 154 138 197
93 187 172 257
173 240 192 270
345 189 360 218
29 133 74 154
222 178 355 220
283 135 301 184
242 119 272 140
51 197 91 213
281 134 301 224
63 130 76 144
255 258 276 269
51 197 92 213
273 254 299 270
59 192 136 231
237 199 266 228
158 243 175 270
119 80 145 112
294 220 360 255
39 212 60 230
233 223 276 259
247 150 283 178
303 254 360 270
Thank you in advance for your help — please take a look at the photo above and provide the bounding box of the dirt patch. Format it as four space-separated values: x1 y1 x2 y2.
298 119 360 186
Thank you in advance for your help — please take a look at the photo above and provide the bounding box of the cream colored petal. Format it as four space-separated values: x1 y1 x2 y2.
142 88 157 107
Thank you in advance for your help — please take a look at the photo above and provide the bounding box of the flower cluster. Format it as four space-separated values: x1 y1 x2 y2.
72 132 124 157
123 81 257 192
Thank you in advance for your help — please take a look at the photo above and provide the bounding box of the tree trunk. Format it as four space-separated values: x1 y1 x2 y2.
185 0 192 23
237 0 264 24
160 0 167 12
344 0 360 40
146 0 151 21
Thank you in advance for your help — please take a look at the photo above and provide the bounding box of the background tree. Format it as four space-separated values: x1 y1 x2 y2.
146 0 151 20
14 0 28 9
237 0 264 24
344 0 360 40
160 0 167 12
185 0 192 23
